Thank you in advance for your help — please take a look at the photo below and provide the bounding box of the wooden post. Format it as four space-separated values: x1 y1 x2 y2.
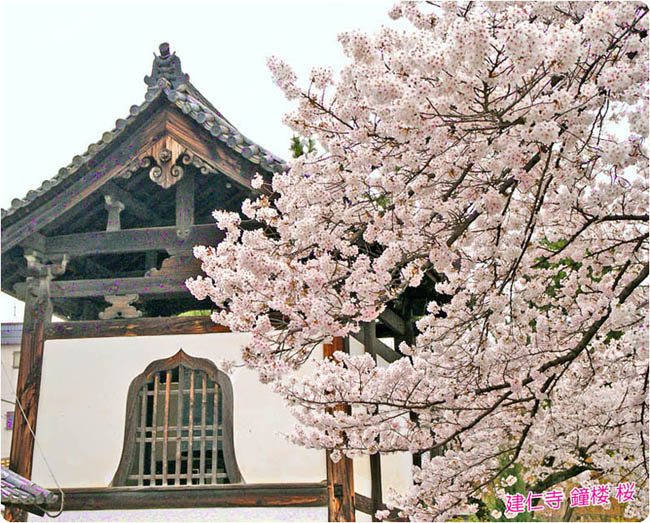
324 337 355 522
4 254 66 522
176 170 194 240
363 322 383 521
403 314 422 469
103 194 125 232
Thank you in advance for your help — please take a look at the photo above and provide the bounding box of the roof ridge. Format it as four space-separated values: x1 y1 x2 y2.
144 42 189 89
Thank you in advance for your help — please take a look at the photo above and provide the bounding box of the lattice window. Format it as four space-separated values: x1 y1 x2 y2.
112 350 242 486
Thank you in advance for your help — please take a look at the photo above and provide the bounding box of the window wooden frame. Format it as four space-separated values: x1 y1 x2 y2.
111 349 243 486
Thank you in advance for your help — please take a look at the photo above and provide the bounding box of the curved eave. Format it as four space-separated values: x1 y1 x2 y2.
1 79 287 224
0 91 166 224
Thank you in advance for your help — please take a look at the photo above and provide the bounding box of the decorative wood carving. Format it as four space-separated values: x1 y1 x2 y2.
114 135 217 189
180 151 217 175
148 137 185 189
118 157 152 180
23 252 68 302
99 294 142 320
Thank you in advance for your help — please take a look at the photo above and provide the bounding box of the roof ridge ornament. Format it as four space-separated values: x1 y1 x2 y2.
144 42 189 89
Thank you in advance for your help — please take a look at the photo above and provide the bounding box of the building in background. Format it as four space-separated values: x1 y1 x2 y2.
2 323 22 467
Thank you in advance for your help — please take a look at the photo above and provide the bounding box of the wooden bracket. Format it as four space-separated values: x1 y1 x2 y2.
145 253 201 278
23 252 68 299
24 252 68 278
99 294 142 320
104 195 125 232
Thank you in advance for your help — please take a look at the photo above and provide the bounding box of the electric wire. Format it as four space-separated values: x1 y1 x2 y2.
1 361 64 517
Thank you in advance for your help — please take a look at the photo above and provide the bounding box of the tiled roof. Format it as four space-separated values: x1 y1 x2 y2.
0 91 162 221
1 43 286 221
163 82 287 173
1 466 59 507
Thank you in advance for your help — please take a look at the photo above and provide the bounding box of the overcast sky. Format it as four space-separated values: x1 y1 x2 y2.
0 0 407 322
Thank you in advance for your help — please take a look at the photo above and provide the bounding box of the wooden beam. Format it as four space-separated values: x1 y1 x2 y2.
324 337 355 522
350 330 400 363
355 493 406 521
39 223 223 257
45 316 228 339
15 275 191 299
1 505 45 518
100 180 165 224
18 232 46 255
378 308 406 336
82 257 113 278
5 272 54 522
29 482 327 511
1 102 165 253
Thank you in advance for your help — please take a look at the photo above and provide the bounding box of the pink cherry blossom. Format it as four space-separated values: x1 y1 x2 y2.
188 2 649 520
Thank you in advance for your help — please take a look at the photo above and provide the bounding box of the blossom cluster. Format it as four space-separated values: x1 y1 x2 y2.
188 2 649 520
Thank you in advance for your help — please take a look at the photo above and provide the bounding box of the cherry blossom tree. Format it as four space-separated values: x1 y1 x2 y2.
188 2 649 520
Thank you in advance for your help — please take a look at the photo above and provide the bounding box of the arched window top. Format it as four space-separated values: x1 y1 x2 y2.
112 349 243 487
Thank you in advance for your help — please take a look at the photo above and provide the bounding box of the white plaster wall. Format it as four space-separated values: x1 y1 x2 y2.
380 452 413 500
353 455 371 498
1 343 20 460
22 330 413 522
354 455 372 522
31 333 325 488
